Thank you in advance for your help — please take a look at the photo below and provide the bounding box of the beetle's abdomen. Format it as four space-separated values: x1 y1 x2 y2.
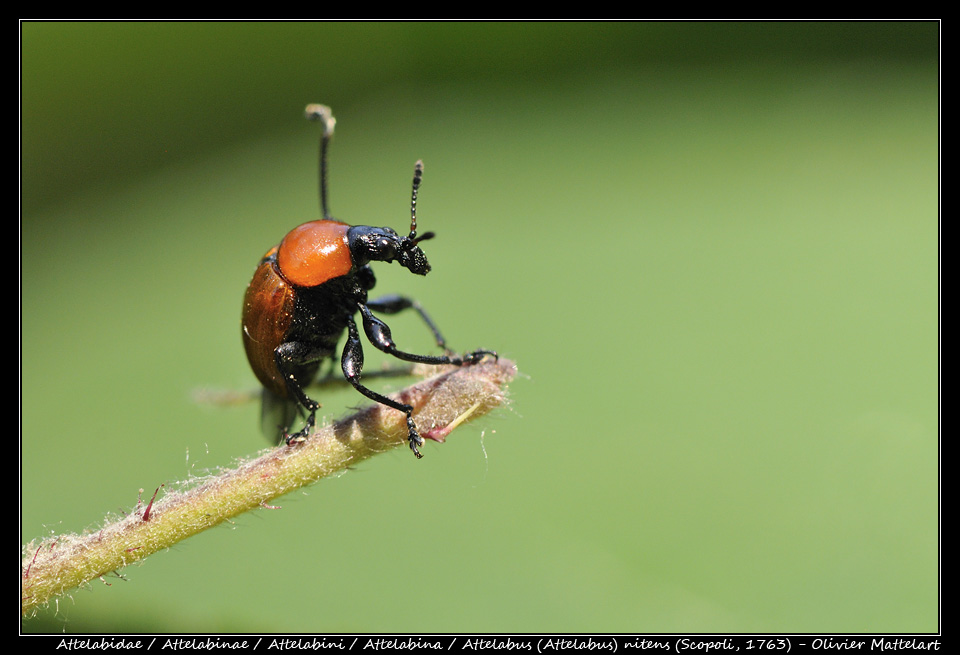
242 253 296 397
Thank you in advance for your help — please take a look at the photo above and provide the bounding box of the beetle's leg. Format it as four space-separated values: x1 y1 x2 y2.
358 303 497 366
342 315 425 458
366 294 450 352
260 389 302 444
274 341 324 444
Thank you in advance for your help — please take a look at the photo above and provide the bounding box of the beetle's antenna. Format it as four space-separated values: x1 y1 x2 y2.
408 161 434 244
409 160 424 239
305 104 336 219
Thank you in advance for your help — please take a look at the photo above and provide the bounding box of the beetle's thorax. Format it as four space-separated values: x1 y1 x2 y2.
276 220 353 287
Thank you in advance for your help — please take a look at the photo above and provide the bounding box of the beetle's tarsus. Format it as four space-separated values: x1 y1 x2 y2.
284 411 315 445
407 419 425 458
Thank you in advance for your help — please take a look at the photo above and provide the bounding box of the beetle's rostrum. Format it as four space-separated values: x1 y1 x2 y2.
241 104 496 458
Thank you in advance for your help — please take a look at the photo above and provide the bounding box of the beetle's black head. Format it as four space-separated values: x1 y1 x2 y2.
347 226 435 275
347 159 436 276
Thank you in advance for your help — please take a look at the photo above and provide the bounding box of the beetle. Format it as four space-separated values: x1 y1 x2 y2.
241 104 495 458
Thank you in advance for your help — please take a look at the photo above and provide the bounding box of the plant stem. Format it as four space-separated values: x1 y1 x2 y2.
21 358 515 617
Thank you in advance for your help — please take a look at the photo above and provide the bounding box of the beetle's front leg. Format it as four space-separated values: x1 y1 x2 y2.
358 303 496 366
366 294 450 352
341 314 425 458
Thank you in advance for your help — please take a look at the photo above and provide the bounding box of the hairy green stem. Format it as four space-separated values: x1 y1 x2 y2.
21 359 515 617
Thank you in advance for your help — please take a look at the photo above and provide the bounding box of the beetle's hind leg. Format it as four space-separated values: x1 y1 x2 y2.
274 342 325 444
260 389 302 445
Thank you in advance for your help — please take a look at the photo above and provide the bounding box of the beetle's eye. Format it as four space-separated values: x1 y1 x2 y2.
377 237 397 259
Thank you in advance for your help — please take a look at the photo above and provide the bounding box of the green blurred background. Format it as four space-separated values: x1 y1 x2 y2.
21 22 938 633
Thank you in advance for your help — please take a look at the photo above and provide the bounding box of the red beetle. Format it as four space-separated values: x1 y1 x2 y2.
241 105 495 458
